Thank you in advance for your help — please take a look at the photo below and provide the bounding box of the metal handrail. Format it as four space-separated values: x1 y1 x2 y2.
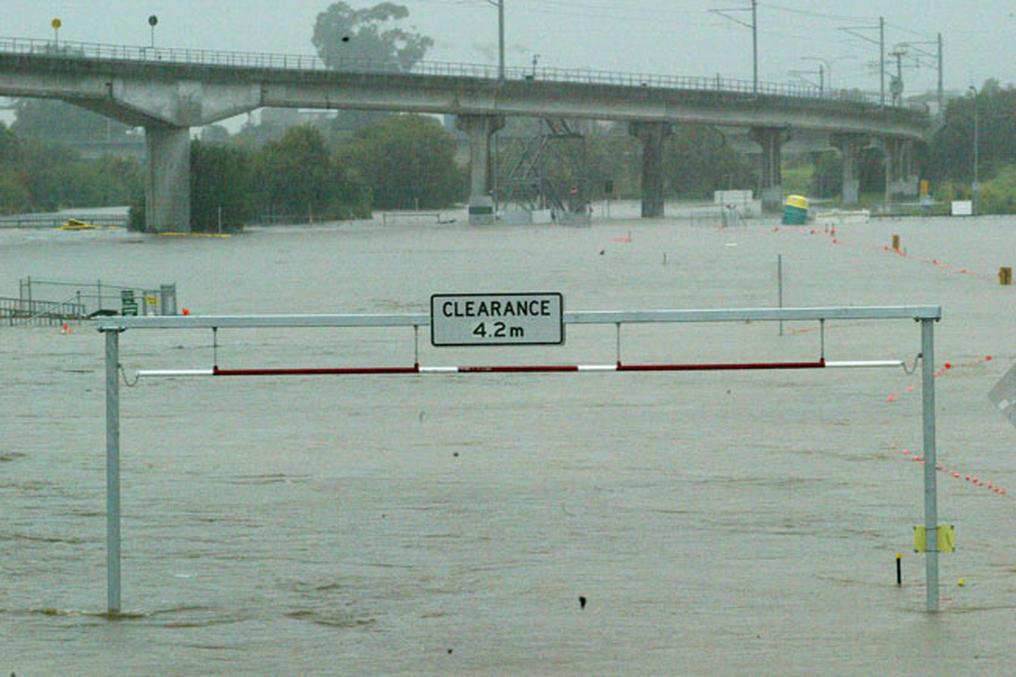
0 35 901 108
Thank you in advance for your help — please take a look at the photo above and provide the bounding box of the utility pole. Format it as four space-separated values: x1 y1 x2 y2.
483 0 505 82
838 19 887 104
752 0 758 96
897 33 945 116
880 16 885 105
937 33 944 114
710 1 759 95
498 0 505 82
890 46 906 105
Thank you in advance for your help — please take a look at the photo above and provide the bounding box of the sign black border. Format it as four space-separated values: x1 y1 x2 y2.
430 292 565 347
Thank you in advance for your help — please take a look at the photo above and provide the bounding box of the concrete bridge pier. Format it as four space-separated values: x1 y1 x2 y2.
629 121 671 218
832 134 867 206
751 127 789 211
878 137 919 205
145 125 191 233
456 114 504 225
895 140 920 198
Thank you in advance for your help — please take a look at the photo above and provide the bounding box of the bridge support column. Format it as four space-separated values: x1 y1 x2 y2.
879 137 918 206
897 140 920 198
832 134 867 206
145 125 191 233
751 127 789 212
456 114 504 225
629 121 671 218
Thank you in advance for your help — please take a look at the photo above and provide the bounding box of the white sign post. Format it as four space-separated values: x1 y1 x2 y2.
430 293 564 346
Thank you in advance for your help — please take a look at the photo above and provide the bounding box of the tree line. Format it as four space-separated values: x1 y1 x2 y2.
0 117 141 215
128 113 465 231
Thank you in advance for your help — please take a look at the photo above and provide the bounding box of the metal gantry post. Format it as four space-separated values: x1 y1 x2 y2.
921 318 939 612
104 329 122 614
94 305 944 614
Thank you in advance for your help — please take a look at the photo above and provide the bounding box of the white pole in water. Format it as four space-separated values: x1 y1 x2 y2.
104 329 122 614
921 318 939 611
777 254 784 336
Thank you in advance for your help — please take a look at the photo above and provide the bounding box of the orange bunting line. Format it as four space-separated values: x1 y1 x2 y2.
897 447 1009 496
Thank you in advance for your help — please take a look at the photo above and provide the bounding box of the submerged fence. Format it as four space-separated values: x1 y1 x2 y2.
0 296 86 326
2 277 178 326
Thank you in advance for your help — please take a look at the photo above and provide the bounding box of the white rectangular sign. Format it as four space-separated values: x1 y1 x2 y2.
951 200 973 216
430 293 564 346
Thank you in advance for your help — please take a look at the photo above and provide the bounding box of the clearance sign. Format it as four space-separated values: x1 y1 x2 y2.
430 293 564 346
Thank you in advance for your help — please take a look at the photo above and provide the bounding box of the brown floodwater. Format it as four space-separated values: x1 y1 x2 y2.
2 211 1014 675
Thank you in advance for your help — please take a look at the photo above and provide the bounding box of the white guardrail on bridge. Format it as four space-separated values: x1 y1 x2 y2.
0 35 918 109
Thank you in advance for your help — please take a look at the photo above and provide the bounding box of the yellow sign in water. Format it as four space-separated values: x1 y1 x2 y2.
913 525 956 553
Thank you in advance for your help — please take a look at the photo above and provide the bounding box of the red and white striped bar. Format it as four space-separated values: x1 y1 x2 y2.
210 360 828 376
135 358 914 378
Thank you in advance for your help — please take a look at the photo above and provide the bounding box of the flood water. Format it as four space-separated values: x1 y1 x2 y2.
2 210 1014 675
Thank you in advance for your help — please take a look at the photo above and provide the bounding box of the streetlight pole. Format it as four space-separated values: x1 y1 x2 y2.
802 56 854 95
969 85 979 214
788 67 822 95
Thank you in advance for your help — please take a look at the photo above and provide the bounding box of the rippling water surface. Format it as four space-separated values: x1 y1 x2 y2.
2 212 1014 675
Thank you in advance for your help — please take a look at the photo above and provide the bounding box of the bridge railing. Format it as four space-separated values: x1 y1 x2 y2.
0 35 894 107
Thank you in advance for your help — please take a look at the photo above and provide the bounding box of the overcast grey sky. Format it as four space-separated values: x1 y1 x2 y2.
8 1 1014 95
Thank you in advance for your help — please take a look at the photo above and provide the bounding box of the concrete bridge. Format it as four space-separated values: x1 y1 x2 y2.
0 37 932 230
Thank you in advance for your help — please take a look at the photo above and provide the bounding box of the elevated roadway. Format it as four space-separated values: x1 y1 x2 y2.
0 37 932 229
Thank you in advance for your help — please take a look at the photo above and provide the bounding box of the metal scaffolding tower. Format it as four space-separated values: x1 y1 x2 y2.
498 118 591 225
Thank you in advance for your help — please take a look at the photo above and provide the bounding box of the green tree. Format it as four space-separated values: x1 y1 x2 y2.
130 141 258 232
928 80 1016 182
190 141 254 232
811 151 842 198
12 99 131 144
584 128 640 199
0 121 23 164
858 147 885 194
663 125 754 199
343 114 463 209
17 139 81 210
199 124 232 144
255 125 371 220
0 168 31 214
313 2 433 72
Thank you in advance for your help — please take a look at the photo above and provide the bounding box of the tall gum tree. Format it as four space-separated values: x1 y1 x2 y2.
313 2 434 71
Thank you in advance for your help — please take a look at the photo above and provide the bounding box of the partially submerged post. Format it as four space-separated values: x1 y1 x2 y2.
103 328 122 614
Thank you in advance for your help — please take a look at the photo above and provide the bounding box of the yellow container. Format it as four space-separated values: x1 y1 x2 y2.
785 195 809 210
782 195 809 225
